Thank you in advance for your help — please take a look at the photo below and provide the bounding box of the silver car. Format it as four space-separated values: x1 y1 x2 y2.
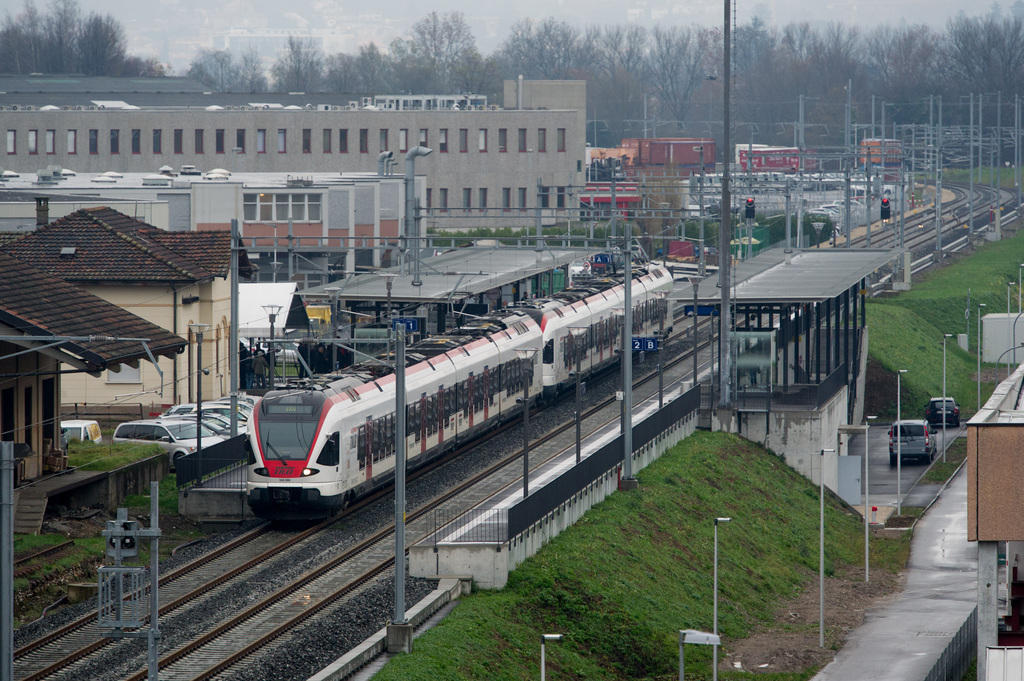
112 418 226 468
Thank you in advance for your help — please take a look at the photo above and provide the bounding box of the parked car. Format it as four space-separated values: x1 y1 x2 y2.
163 402 249 423
925 397 960 427
112 418 226 468
61 419 102 445
888 420 936 466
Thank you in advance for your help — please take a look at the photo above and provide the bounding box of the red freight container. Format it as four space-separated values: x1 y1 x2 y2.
668 240 696 258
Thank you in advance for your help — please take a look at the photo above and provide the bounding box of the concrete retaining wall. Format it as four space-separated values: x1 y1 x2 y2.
178 488 252 524
53 455 168 510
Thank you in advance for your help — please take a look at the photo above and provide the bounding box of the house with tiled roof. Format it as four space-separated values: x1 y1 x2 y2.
2 207 251 408
0 251 186 479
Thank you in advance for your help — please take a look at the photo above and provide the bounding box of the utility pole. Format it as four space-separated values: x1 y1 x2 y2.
844 166 852 248
935 96 943 253
871 94 876 138
997 91 1003 192
698 145 706 276
971 93 975 235
719 0 733 408
229 218 239 438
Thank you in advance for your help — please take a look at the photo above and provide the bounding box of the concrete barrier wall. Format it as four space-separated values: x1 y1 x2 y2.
55 455 168 510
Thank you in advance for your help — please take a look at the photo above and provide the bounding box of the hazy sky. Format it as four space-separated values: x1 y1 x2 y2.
67 0 995 72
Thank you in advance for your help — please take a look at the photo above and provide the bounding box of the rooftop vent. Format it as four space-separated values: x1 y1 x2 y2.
59 246 76 257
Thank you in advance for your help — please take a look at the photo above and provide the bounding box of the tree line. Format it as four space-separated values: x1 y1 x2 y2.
0 0 163 77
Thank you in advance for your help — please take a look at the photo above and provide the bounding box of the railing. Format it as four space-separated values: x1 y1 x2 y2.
921 606 976 681
506 384 700 540
425 507 508 545
175 435 249 490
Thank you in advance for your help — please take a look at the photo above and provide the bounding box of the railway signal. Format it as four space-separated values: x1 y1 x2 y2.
744 198 755 220
880 198 891 221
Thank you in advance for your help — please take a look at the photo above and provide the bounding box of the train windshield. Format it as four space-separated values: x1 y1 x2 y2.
257 391 326 461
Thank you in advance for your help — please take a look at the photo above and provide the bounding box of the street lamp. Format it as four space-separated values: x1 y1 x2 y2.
864 415 877 582
540 634 563 681
678 629 721 681
819 447 836 648
942 334 953 462
569 327 588 464
189 323 210 466
262 304 282 388
896 369 907 515
978 302 986 411
515 347 539 497
713 516 731 681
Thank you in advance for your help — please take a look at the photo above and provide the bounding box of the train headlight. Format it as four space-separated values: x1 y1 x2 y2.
302 467 318 476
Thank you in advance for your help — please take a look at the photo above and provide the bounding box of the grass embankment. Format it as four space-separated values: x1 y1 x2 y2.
67 438 163 471
375 432 909 681
867 228 1024 418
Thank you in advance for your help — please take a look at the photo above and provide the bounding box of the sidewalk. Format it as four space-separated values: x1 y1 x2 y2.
813 467 975 681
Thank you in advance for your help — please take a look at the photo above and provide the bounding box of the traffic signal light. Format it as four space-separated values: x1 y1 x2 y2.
105 519 139 558
744 198 755 220
880 198 891 220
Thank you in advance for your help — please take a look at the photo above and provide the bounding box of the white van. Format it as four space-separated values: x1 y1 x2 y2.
61 420 102 445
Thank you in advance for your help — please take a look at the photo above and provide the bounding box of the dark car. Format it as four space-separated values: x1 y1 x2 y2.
889 420 936 466
925 397 960 427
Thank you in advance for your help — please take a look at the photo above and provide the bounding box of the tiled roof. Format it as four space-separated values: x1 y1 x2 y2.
0 252 185 370
1 207 235 284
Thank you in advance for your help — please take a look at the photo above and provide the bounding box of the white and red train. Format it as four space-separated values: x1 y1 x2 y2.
246 264 674 519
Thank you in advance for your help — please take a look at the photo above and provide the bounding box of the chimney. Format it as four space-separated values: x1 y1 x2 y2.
517 74 524 110
35 196 49 226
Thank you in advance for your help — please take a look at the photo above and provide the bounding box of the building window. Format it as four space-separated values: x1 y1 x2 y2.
242 193 322 222
419 128 428 146
66 129 76 154
518 187 527 210
557 128 566 152
459 128 468 153
379 128 388 152
478 187 487 211
106 363 141 384
27 129 37 154
339 129 348 153
439 128 448 153
130 128 140 154
399 128 408 153
462 187 471 209
89 129 98 154
5 130 14 154
236 129 245 153
498 128 507 153
540 185 549 208
277 129 287 153
215 129 224 153
194 129 204 154
173 129 182 154
359 128 368 153
557 186 566 208
426 188 432 208
478 129 487 152
439 188 448 211
538 128 547 152
302 128 312 153
256 129 266 153
45 129 55 154
152 129 161 154
322 128 331 153
110 129 120 154
502 187 511 210
518 128 527 152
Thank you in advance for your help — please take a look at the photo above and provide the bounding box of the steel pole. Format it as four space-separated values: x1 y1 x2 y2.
522 374 530 498
147 480 160 681
713 521 720 681
943 336 948 463
394 326 406 623
622 222 634 481
693 280 700 388
719 0 733 408
863 425 870 582
575 342 582 464
935 96 943 253
229 218 239 438
970 94 975 234
819 448 825 648
699 146 706 276
897 372 903 516
196 330 203 460
1 442 12 681
979 304 986 410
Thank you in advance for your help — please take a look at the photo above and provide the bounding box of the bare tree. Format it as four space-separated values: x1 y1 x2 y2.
78 12 125 75
239 48 268 93
42 0 79 73
497 18 581 79
405 11 476 91
865 25 942 102
647 26 710 126
323 52 362 93
353 42 393 93
271 36 323 92
187 49 240 91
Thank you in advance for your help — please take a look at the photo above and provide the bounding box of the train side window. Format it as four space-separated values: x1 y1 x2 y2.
542 339 554 364
357 425 367 469
316 432 339 466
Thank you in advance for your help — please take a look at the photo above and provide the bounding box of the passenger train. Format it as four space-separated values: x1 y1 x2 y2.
246 263 674 519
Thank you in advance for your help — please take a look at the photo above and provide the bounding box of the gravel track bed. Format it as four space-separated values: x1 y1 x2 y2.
19 333 691 681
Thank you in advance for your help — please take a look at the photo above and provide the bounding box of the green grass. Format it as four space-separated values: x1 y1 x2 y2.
867 228 1024 417
67 439 163 471
373 432 910 681
123 474 180 517
924 439 967 484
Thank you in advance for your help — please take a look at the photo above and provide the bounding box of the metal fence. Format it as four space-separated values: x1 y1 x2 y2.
922 607 977 681
175 435 249 490
425 507 509 545
506 384 700 540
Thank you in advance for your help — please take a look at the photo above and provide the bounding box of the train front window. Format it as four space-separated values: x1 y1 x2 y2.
258 392 326 461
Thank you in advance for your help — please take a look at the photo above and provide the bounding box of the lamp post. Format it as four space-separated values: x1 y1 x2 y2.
864 415 877 582
694 144 707 276
262 304 282 388
1018 263 1023 313
819 447 836 648
569 327 588 464
540 634 563 681
978 302 987 411
189 323 210 464
942 334 953 462
896 369 907 515
393 325 408 631
515 347 539 497
713 516 731 681
405 145 432 286
378 273 398 362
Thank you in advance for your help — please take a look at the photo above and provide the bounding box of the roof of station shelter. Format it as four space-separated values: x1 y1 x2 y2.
301 246 601 304
674 248 896 306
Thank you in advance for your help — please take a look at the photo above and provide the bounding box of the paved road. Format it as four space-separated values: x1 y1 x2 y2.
846 423 961 510
812 467 975 681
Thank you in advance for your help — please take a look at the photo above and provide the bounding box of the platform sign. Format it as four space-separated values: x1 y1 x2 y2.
682 304 720 317
632 337 659 352
593 253 611 264
392 317 418 332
